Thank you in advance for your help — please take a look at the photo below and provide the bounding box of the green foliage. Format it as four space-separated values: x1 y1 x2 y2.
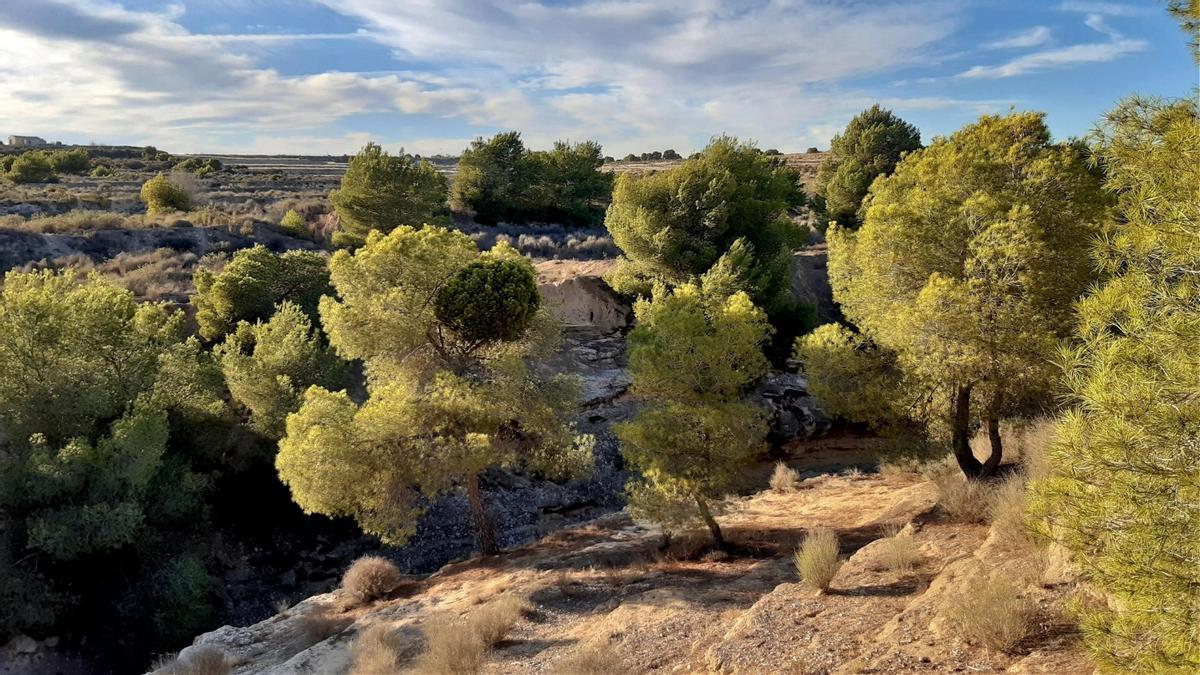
91 164 114 178
793 323 909 428
811 112 1108 477
450 133 613 226
279 208 306 237
0 270 216 644
175 157 222 176
434 258 540 344
140 173 192 214
1029 97 1200 672
605 135 807 357
5 151 57 183
192 246 332 341
329 142 448 247
1166 0 1199 61
814 104 921 228
616 282 771 544
278 226 590 550
135 554 219 650
217 302 348 439
48 148 91 174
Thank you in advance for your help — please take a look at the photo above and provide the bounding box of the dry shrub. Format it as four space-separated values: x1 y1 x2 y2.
879 523 920 576
557 641 627 674
469 593 528 647
152 645 230 675
349 623 405 674
987 475 1032 545
769 461 799 492
931 469 990 523
415 617 486 675
794 528 841 591
341 555 402 604
943 578 1037 652
878 457 923 480
295 610 350 648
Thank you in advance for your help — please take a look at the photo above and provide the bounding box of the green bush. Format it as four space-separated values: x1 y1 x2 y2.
192 246 332 341
6 152 57 183
329 142 447 246
814 105 921 229
48 148 91 174
279 209 307 237
140 174 192 214
91 164 114 178
434 258 540 343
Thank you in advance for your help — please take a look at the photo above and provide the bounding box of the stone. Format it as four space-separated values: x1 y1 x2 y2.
750 372 829 443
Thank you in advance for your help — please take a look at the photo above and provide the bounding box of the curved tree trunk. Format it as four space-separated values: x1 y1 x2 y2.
951 385 984 479
696 496 727 551
981 415 1004 478
467 472 499 555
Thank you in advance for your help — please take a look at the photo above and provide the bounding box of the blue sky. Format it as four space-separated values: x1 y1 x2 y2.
0 1 1194 155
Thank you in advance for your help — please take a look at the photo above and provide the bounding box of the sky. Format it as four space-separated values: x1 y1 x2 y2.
0 1 1195 156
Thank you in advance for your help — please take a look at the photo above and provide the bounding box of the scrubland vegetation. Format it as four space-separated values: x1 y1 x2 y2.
0 4 1195 673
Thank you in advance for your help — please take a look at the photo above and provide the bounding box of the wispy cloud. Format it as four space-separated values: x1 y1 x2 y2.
1058 2 1149 17
984 26 1051 49
957 13 1144 79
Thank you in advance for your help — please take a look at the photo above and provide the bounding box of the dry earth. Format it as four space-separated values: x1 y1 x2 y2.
176 470 1092 674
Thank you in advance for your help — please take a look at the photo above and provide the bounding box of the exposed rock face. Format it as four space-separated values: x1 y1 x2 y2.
790 244 838 324
751 372 830 444
535 259 631 333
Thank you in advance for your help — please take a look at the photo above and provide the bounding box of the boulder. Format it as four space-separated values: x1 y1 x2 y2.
535 260 630 333
751 372 829 443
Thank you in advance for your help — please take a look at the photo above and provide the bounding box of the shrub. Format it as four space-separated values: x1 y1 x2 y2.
341 556 402 604
943 578 1036 652
558 642 627 674
296 610 350 647
878 524 920 576
279 209 306 237
987 476 1030 546
794 528 840 591
6 152 56 183
91 165 114 178
434 258 540 343
350 623 405 673
769 461 799 493
468 594 527 647
141 174 192 214
931 468 990 523
48 148 91 174
416 617 486 674
151 645 230 675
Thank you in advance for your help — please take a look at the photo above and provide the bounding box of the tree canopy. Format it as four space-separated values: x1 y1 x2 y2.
1029 96 1200 671
813 104 921 229
192 246 332 341
798 111 1109 478
329 142 448 248
277 226 590 554
616 280 771 549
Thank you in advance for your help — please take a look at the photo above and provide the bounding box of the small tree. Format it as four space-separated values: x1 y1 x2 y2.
814 105 921 228
279 209 306 237
615 282 771 549
48 148 91 174
216 302 348 439
140 173 192 214
329 142 448 247
801 112 1108 479
1029 96 1199 671
6 152 56 183
277 227 591 554
191 246 332 341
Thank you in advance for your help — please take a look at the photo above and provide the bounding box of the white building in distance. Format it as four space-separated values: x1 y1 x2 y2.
7 135 48 148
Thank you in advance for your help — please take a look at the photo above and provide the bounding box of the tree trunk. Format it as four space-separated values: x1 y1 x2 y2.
981 415 1003 478
466 472 499 555
695 496 727 551
951 385 984 480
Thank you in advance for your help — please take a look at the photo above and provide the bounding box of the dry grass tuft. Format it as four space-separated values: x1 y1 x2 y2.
878 524 921 577
930 469 990 523
295 610 350 648
349 623 406 674
415 617 486 675
987 475 1032 545
794 528 841 591
943 578 1037 653
557 641 628 674
769 461 799 492
151 645 230 675
341 555 402 604
469 593 529 647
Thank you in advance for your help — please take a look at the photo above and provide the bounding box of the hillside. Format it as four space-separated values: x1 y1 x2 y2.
152 465 1090 675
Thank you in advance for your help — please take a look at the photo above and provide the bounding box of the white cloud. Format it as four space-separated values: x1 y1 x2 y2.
1058 2 1148 17
984 26 1051 49
956 13 1144 79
